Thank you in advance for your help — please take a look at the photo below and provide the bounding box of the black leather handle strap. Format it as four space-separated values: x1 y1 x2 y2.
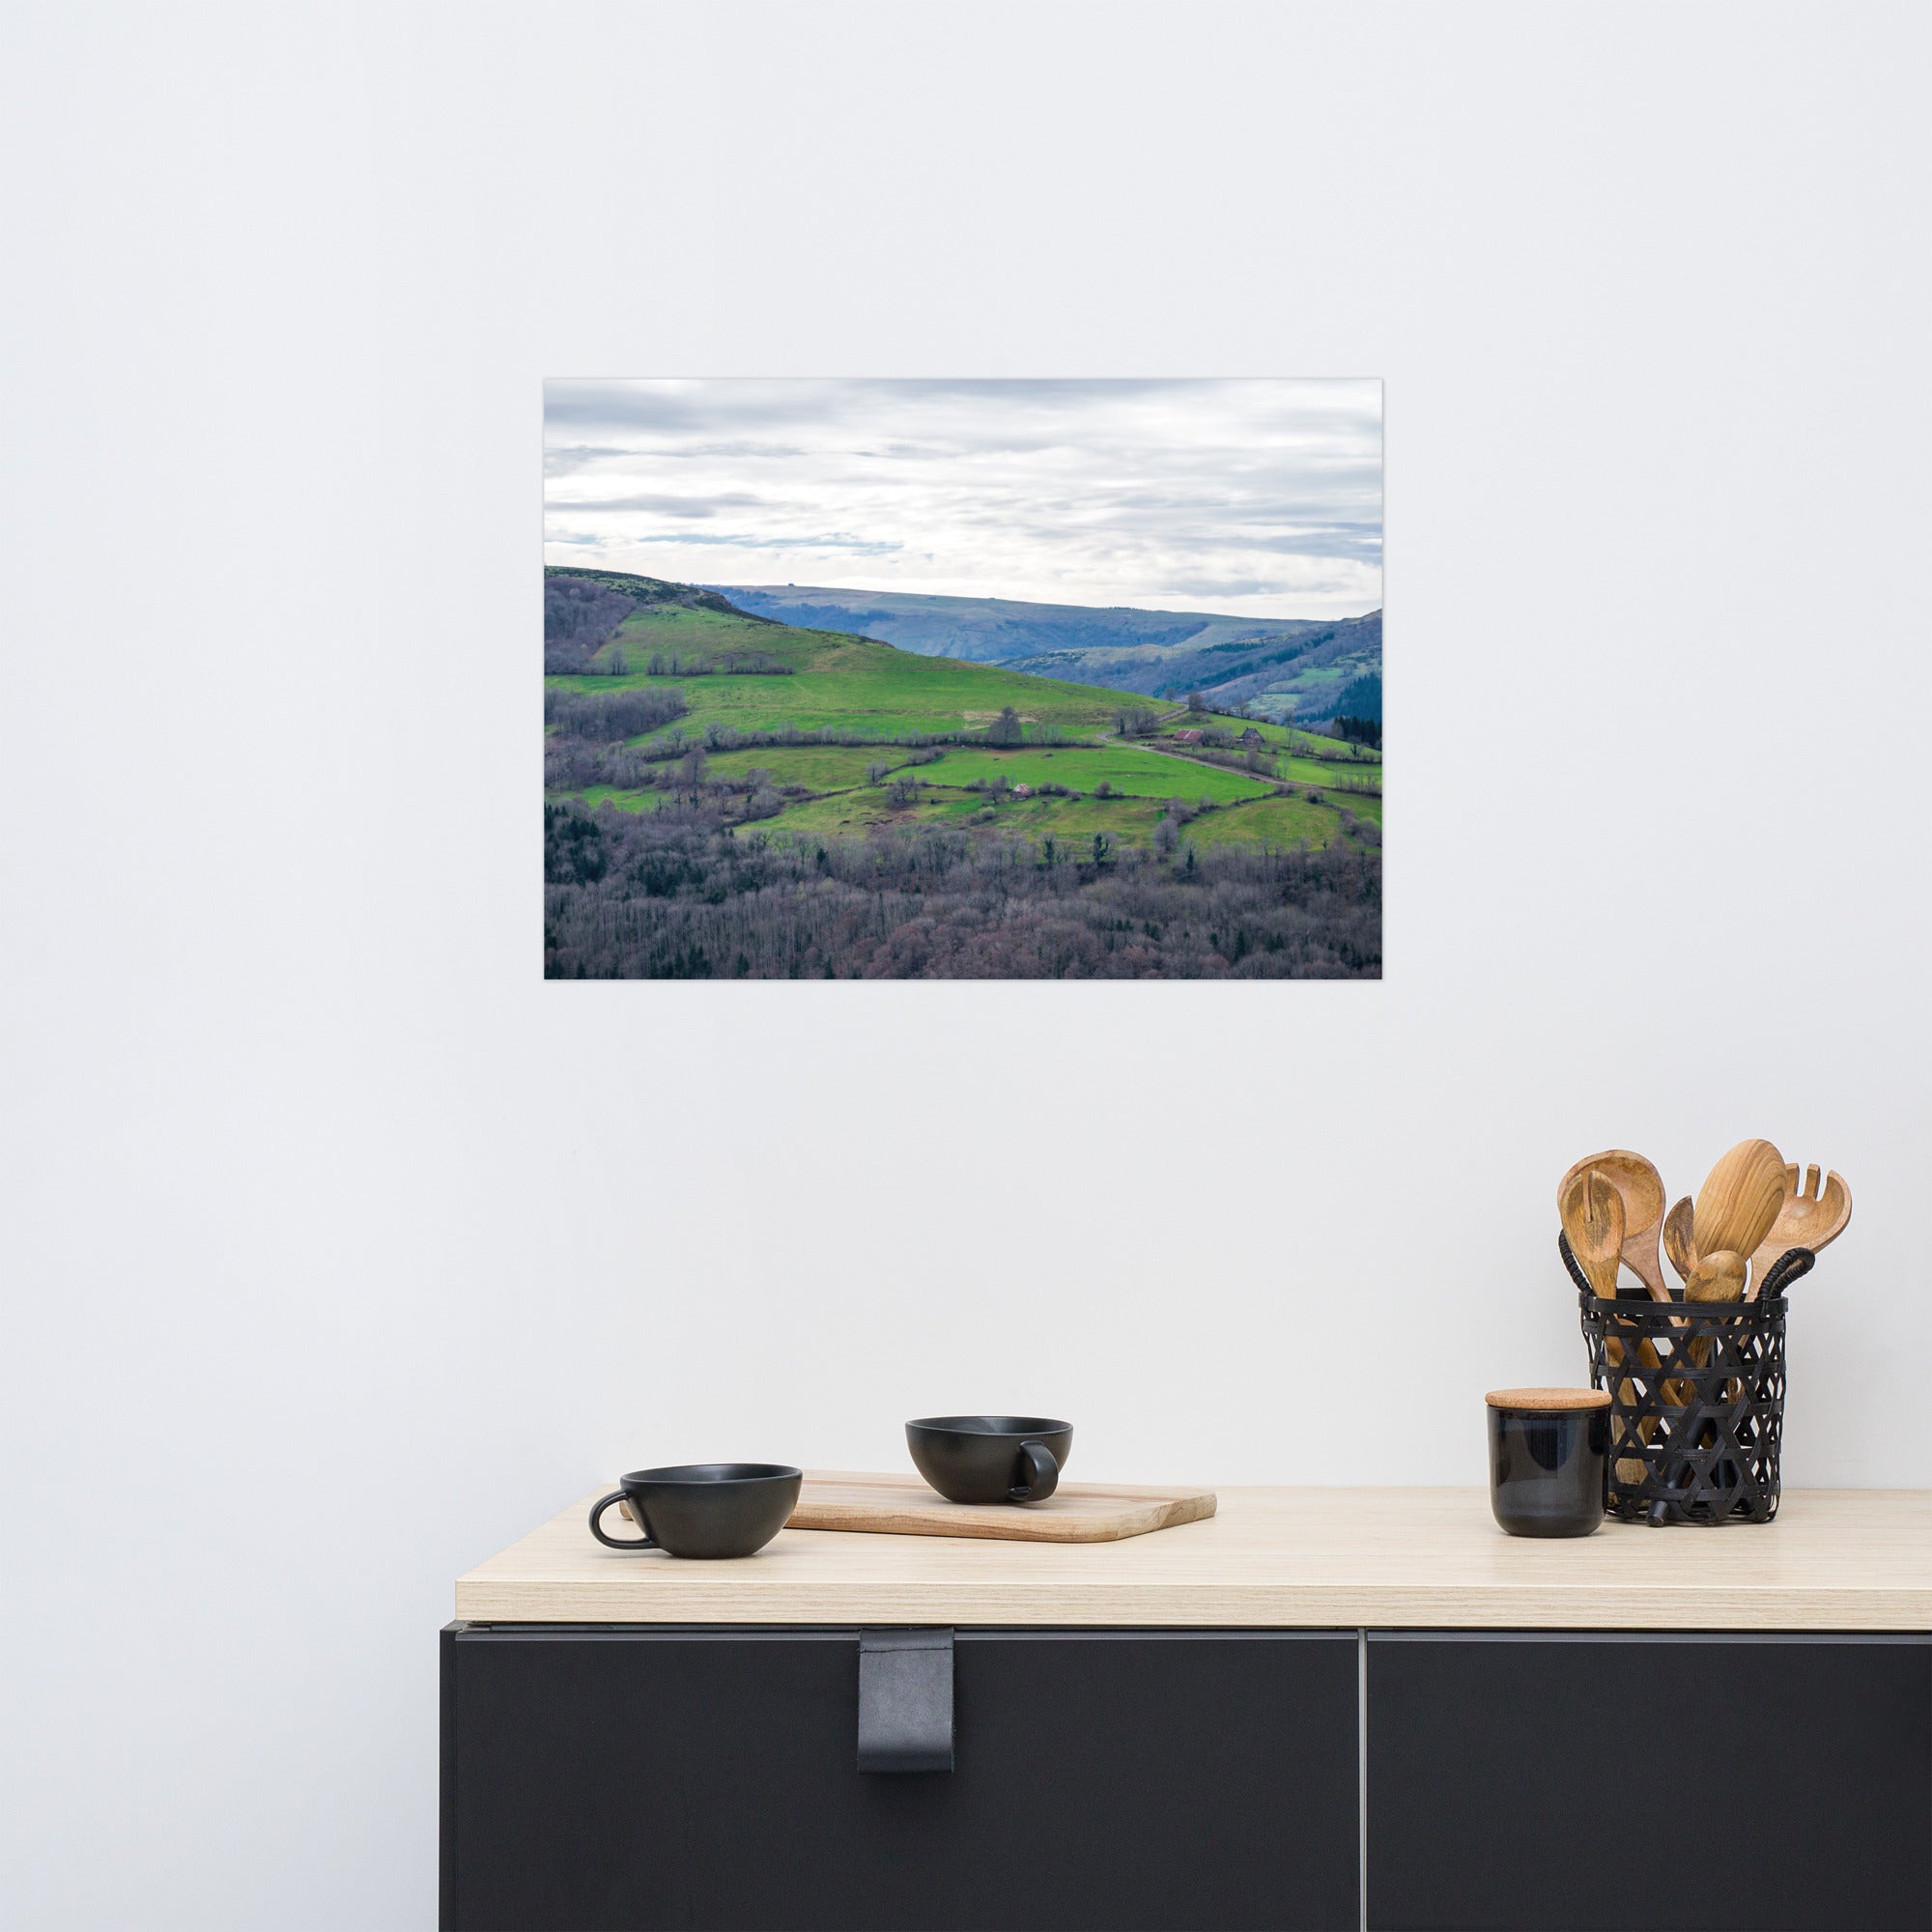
857 1630 954 1774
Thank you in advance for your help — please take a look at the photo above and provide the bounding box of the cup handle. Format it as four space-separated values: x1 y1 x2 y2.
588 1491 657 1550
1009 1440 1060 1503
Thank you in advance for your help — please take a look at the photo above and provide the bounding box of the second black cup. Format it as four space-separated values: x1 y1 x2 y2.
906 1416 1072 1504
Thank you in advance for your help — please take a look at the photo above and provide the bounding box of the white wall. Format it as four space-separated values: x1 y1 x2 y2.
4 2 1927 1924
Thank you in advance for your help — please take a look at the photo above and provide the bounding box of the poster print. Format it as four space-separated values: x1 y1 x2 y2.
544 380 1381 979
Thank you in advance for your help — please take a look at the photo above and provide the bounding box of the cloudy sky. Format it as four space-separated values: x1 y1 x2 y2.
543 379 1381 619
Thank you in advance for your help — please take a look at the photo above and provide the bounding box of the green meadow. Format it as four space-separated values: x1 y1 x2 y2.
884 744 1277 803
547 575 1382 855
558 607 1151 742
702 745 910 790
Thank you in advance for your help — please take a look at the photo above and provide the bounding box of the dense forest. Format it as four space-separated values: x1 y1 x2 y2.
544 800 1380 980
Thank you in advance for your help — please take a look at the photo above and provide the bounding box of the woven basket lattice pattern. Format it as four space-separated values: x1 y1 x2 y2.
1578 1291 1787 1525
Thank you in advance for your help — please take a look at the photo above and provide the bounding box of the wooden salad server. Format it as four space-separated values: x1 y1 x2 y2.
1747 1165 1852 1298
1557 1150 1669 1300
1559 1167 1625 1297
1560 1169 1649 1482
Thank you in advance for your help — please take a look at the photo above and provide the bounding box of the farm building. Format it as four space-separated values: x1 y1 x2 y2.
1173 728 1202 744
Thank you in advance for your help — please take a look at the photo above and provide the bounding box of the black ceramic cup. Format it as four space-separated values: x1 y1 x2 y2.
1486 1388 1608 1538
587 1463 802 1558
905 1416 1072 1505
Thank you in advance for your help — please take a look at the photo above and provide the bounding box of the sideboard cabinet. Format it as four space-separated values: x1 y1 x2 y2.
443 1486 1932 1931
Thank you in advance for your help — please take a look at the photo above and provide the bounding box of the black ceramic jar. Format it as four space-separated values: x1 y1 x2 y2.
1485 1387 1608 1538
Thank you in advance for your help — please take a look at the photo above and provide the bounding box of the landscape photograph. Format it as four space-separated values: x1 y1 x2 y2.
544 379 1382 979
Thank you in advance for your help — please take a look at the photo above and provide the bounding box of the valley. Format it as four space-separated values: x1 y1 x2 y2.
711 582 1381 729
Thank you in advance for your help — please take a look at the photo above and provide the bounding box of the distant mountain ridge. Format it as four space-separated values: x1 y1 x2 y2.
712 583 1380 724
712 584 1324 660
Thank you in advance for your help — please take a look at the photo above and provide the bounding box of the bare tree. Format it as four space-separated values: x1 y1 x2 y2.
543 801 1380 980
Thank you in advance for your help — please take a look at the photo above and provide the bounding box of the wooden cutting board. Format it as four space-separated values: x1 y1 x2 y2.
785 1470 1217 1544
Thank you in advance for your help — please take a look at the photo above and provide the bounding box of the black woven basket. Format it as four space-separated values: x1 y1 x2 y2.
1564 1234 1812 1526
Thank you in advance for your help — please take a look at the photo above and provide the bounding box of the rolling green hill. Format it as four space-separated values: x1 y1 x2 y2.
545 565 1378 853
710 582 1381 727
543 566 1381 979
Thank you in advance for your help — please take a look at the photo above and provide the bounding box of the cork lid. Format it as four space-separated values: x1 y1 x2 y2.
1485 1386 1611 1411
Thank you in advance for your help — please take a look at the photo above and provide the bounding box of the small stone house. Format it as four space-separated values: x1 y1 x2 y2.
1173 728 1203 744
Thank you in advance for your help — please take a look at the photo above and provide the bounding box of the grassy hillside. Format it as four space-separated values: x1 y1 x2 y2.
545 567 1379 852
590 618 1148 739
710 582 1381 727
543 567 1381 978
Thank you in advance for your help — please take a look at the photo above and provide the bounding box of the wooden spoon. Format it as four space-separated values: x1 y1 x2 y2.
1657 1199 1701 1405
1662 1197 1697 1285
1692 1139 1786 1267
1560 1171 1648 1482
1747 1165 1852 1298
1684 1249 1747 1303
1557 1151 1669 1300
1559 1168 1624 1297
1676 1247 1748 1406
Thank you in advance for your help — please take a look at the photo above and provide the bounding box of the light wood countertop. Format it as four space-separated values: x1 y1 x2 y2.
455 1482 1932 1631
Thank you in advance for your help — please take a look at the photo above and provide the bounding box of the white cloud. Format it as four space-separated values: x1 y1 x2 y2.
542 379 1381 618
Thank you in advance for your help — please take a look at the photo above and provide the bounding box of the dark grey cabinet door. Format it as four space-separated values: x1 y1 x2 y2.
1366 1633 1932 1932
441 1625 1359 1932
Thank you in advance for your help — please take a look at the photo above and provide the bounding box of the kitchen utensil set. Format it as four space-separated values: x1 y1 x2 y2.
1560 1140 1852 1524
1564 1141 1851 1303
